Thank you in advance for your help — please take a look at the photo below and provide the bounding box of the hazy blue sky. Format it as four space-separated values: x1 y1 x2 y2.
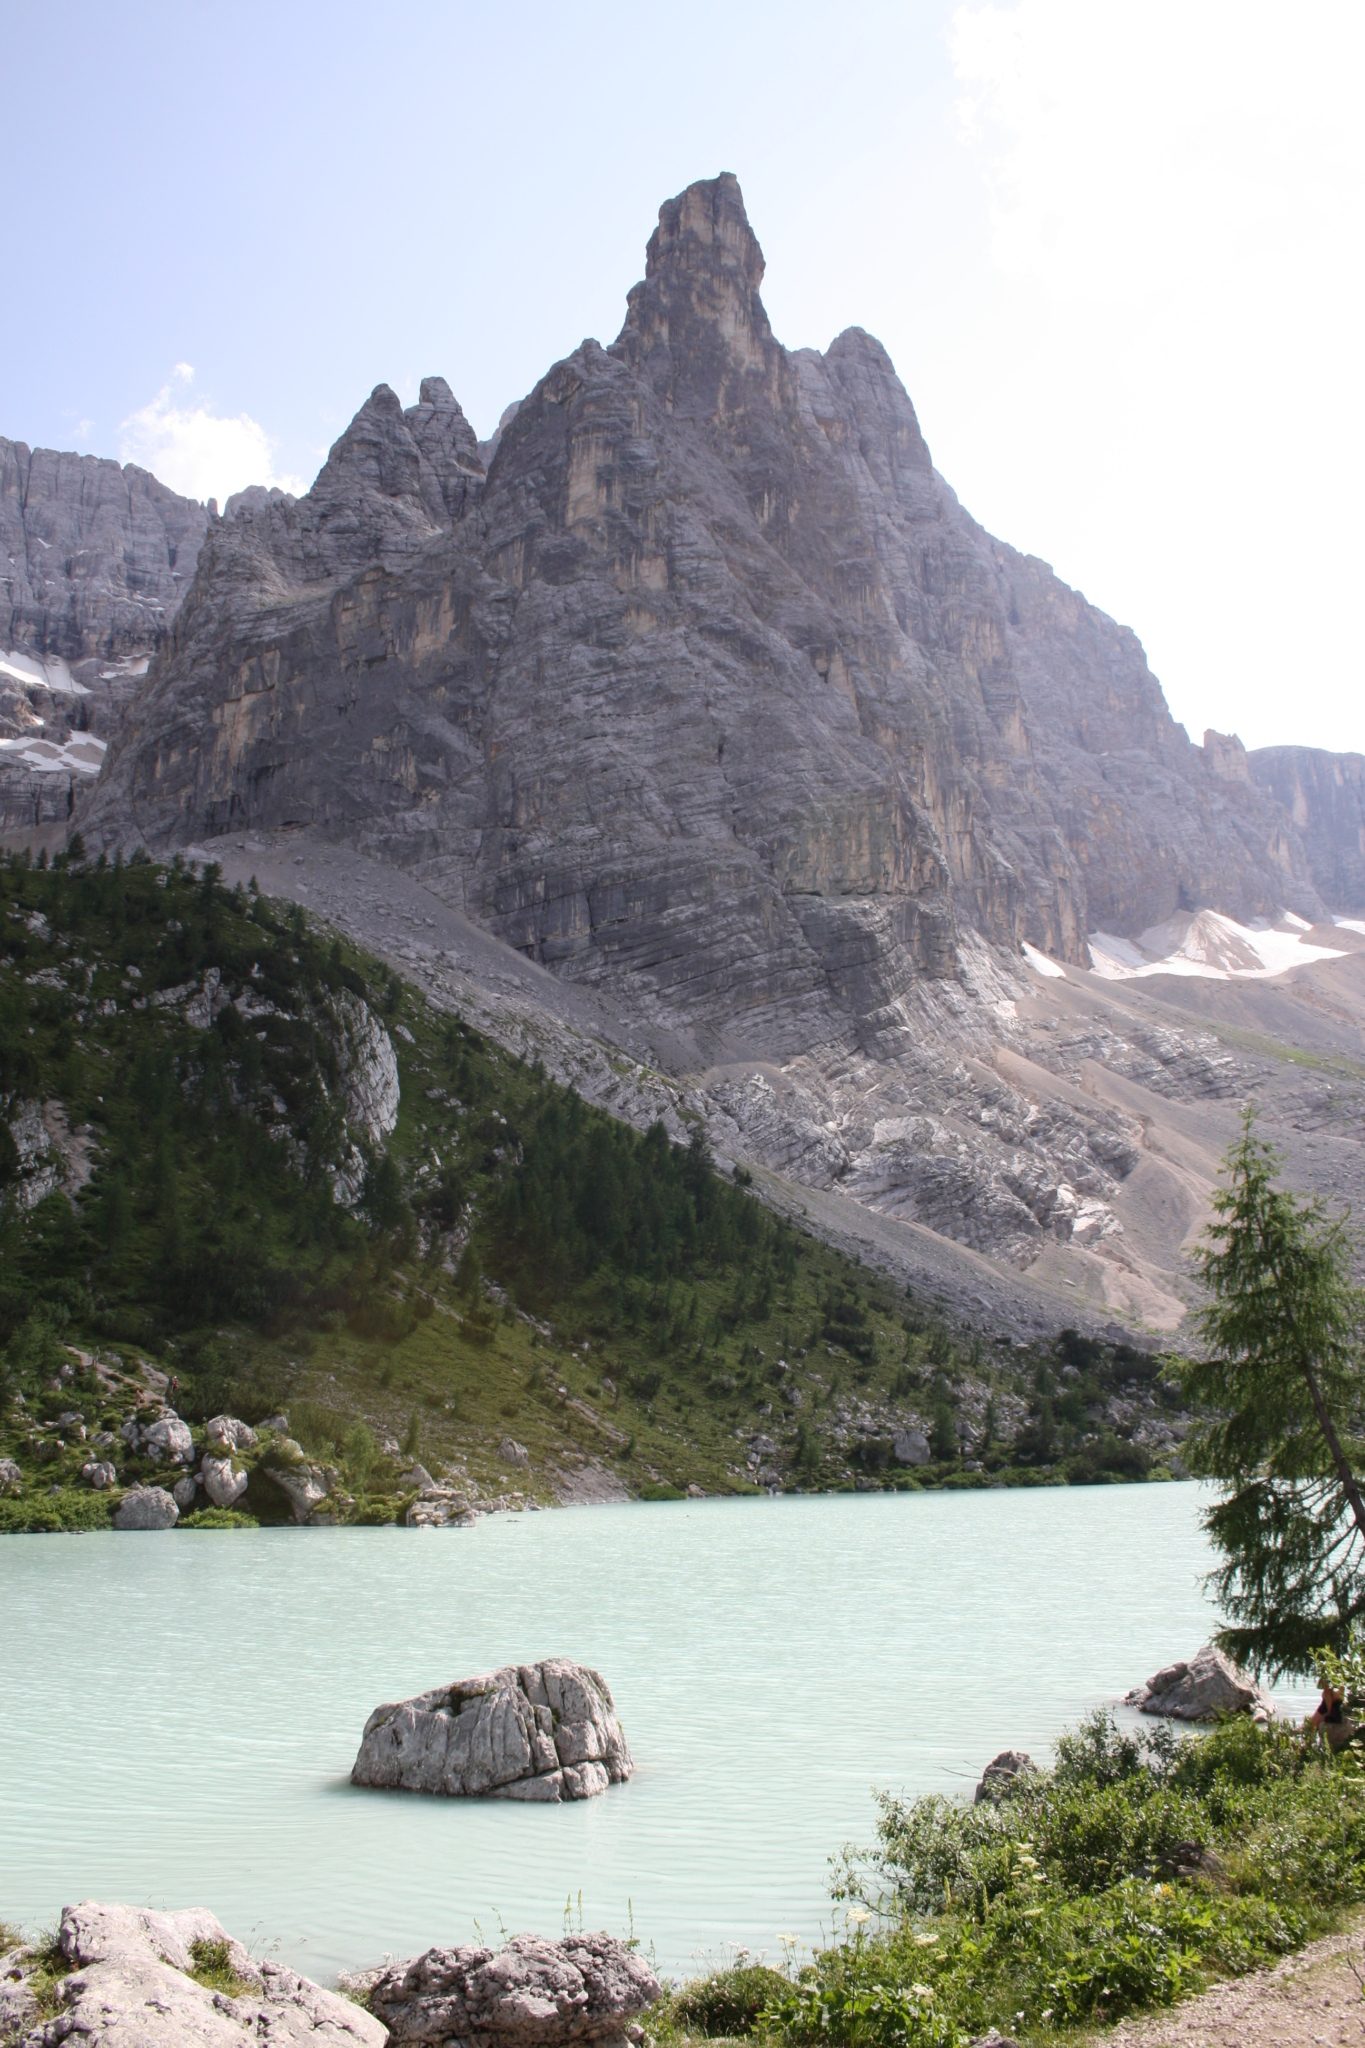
5 0 1362 752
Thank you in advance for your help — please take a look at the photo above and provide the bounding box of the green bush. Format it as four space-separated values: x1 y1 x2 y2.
773 1710 1365 2048
671 1963 790 2035
178 1507 256 1529
0 1488 114 1533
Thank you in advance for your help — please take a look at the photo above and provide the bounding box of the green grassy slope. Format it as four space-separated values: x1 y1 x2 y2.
0 848 1183 1527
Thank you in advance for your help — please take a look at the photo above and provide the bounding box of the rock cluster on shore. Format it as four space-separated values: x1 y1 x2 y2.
0 1905 658 2048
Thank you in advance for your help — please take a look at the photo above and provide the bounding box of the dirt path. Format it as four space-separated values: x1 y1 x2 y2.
1098 1919 1365 2046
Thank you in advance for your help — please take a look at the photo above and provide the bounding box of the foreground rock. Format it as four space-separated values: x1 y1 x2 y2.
3 1899 383 2046
352 1658 632 1800
1126 1643 1274 1722
973 1750 1038 1804
366 1931 659 2047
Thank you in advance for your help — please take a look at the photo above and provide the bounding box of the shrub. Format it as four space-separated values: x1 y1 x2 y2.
0 1489 114 1533
671 1963 790 2036
178 1507 256 1529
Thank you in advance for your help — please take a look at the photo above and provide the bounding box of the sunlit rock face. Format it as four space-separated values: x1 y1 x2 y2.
1250 745 1365 912
83 174 1318 1046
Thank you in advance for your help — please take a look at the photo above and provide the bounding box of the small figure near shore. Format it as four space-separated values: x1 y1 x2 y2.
1304 1680 1354 1752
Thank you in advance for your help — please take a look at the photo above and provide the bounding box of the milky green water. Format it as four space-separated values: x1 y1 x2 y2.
0 1485 1306 1984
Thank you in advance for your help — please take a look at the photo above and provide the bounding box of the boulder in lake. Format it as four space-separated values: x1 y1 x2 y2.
352 1658 632 1800
973 1750 1038 1804
113 1485 179 1529
1 1899 384 2047
1126 1643 1274 1722
364 1931 659 2047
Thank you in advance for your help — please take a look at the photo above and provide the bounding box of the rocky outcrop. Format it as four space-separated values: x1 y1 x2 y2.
2 1899 384 2047
1250 746 1365 911
1126 1643 1274 1722
0 439 209 841
974 1749 1038 1804
365 1932 659 2048
0 1455 22 1493
351 1658 632 1800
112 1485 179 1529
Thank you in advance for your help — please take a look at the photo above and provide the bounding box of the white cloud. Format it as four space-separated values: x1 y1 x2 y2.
940 0 1365 752
118 364 304 506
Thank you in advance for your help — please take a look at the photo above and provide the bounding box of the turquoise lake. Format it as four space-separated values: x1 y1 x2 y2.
0 1484 1311 1985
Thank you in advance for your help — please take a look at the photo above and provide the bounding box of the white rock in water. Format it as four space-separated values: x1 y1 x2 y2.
1126 1643 1274 1722
4 1899 384 2046
113 1486 179 1530
365 1930 660 2048
352 1657 632 1801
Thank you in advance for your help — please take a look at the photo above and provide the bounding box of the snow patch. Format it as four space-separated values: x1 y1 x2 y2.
0 649 88 696
1333 916 1365 937
1088 908 1345 982
0 732 106 776
1021 941 1066 979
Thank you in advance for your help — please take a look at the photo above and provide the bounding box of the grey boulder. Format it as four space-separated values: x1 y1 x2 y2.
1126 1643 1274 1721
112 1485 179 1530
80 1460 118 1490
352 1657 632 1800
0 1456 24 1493
203 1414 258 1453
365 1930 659 2047
200 1453 249 1507
135 1415 195 1465
4 1899 384 2046
172 1473 200 1510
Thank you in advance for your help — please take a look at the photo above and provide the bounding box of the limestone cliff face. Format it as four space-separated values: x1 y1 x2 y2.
86 175 1321 1046
0 438 208 838
1249 747 1365 912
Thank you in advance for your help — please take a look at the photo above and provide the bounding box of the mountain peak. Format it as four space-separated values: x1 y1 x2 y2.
644 172 765 293
617 173 777 412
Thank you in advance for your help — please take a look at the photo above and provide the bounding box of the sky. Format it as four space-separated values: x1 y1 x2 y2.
4 0 1362 753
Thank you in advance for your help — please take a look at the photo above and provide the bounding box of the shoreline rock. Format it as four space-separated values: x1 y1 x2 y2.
352 1658 632 1801
366 1931 659 2048
0 1899 383 2046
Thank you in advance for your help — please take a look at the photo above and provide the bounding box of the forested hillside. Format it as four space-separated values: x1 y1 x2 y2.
0 850 1184 1528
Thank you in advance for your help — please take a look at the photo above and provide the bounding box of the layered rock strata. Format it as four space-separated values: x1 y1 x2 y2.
0 437 208 838
352 1658 632 1800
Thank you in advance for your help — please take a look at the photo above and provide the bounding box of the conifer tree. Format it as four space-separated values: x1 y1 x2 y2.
1179 1112 1365 1676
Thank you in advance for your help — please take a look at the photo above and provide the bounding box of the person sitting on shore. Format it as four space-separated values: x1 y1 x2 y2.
1305 1681 1353 1751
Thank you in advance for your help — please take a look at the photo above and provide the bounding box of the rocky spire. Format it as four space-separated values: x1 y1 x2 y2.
614 173 780 414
